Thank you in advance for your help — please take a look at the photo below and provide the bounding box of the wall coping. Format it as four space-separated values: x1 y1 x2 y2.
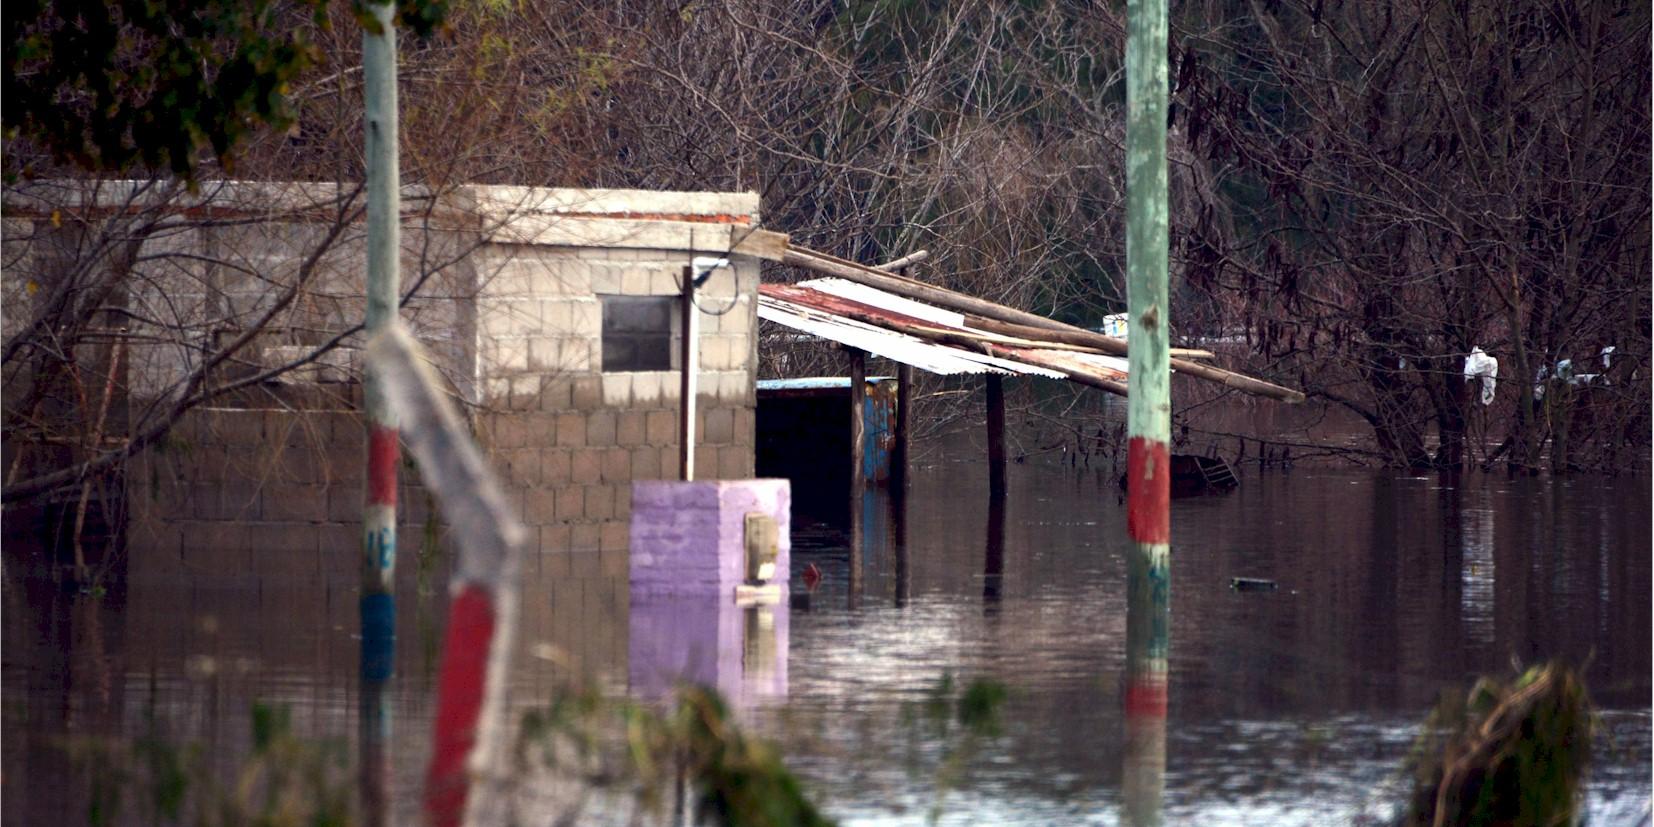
2 181 778 257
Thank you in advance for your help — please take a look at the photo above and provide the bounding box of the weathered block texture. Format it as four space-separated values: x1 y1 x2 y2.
628 479 789 597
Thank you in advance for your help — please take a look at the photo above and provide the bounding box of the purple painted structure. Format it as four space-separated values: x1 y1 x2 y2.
628 479 791 708
629 479 791 596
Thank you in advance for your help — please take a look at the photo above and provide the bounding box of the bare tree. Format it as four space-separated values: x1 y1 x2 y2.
1174 0 1651 472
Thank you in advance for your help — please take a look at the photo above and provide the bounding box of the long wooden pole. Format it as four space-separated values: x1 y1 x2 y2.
1122 0 1171 821
359 3 400 794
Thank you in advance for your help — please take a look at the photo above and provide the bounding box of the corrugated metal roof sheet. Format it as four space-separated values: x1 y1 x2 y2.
757 278 1128 383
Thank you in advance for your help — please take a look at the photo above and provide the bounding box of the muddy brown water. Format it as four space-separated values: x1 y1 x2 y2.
3 459 1649 825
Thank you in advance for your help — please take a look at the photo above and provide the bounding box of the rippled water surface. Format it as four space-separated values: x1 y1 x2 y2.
3 460 1649 825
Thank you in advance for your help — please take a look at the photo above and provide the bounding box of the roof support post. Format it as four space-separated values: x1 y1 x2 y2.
986 374 1007 499
893 362 912 495
847 346 866 608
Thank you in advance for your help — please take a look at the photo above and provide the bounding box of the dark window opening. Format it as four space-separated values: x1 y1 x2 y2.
601 295 677 372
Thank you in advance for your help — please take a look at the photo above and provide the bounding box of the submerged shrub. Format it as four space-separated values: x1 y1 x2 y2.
1400 662 1592 827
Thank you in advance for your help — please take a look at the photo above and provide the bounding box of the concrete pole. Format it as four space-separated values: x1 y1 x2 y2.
1122 0 1171 819
680 265 699 481
361 0 401 616
359 9 399 805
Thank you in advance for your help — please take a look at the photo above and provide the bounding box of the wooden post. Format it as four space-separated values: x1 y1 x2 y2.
893 362 912 494
679 264 698 481
847 347 866 607
892 262 915 496
1122 0 1171 820
986 374 1006 498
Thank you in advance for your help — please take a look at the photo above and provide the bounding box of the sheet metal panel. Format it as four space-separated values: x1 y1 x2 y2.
760 295 1023 376
797 278 967 328
759 288 1068 378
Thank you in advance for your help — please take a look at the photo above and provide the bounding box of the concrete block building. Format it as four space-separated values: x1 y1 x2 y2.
1 181 777 580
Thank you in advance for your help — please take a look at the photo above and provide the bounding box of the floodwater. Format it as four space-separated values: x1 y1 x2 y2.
3 456 1650 825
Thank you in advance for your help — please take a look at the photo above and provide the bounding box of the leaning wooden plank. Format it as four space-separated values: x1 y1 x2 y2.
367 325 528 827
985 344 1131 397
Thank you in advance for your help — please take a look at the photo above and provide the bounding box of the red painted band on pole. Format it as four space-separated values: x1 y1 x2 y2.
1126 436 1170 544
423 584 496 827
1124 679 1169 718
368 426 400 507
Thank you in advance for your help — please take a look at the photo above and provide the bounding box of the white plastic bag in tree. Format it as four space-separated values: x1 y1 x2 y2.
1102 313 1129 339
1464 346 1498 406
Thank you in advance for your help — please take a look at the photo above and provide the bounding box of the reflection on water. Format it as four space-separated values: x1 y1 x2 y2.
768 462 1652 825
359 593 394 827
1459 482 1497 645
628 594 789 709
2 462 1650 825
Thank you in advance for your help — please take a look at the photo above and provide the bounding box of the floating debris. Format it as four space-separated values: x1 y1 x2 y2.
1229 577 1278 592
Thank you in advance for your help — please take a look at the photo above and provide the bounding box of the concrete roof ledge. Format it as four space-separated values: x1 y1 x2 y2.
461 186 760 224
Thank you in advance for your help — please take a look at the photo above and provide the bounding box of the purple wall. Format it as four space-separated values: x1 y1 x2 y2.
628 479 791 707
628 479 790 596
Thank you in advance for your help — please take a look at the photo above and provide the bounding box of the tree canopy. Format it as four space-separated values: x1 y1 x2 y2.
3 0 447 180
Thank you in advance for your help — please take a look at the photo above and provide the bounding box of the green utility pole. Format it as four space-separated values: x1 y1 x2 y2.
1122 0 1171 820
360 0 401 740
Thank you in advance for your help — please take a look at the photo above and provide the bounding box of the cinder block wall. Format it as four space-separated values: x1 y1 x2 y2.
472 242 760 565
85 185 764 579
